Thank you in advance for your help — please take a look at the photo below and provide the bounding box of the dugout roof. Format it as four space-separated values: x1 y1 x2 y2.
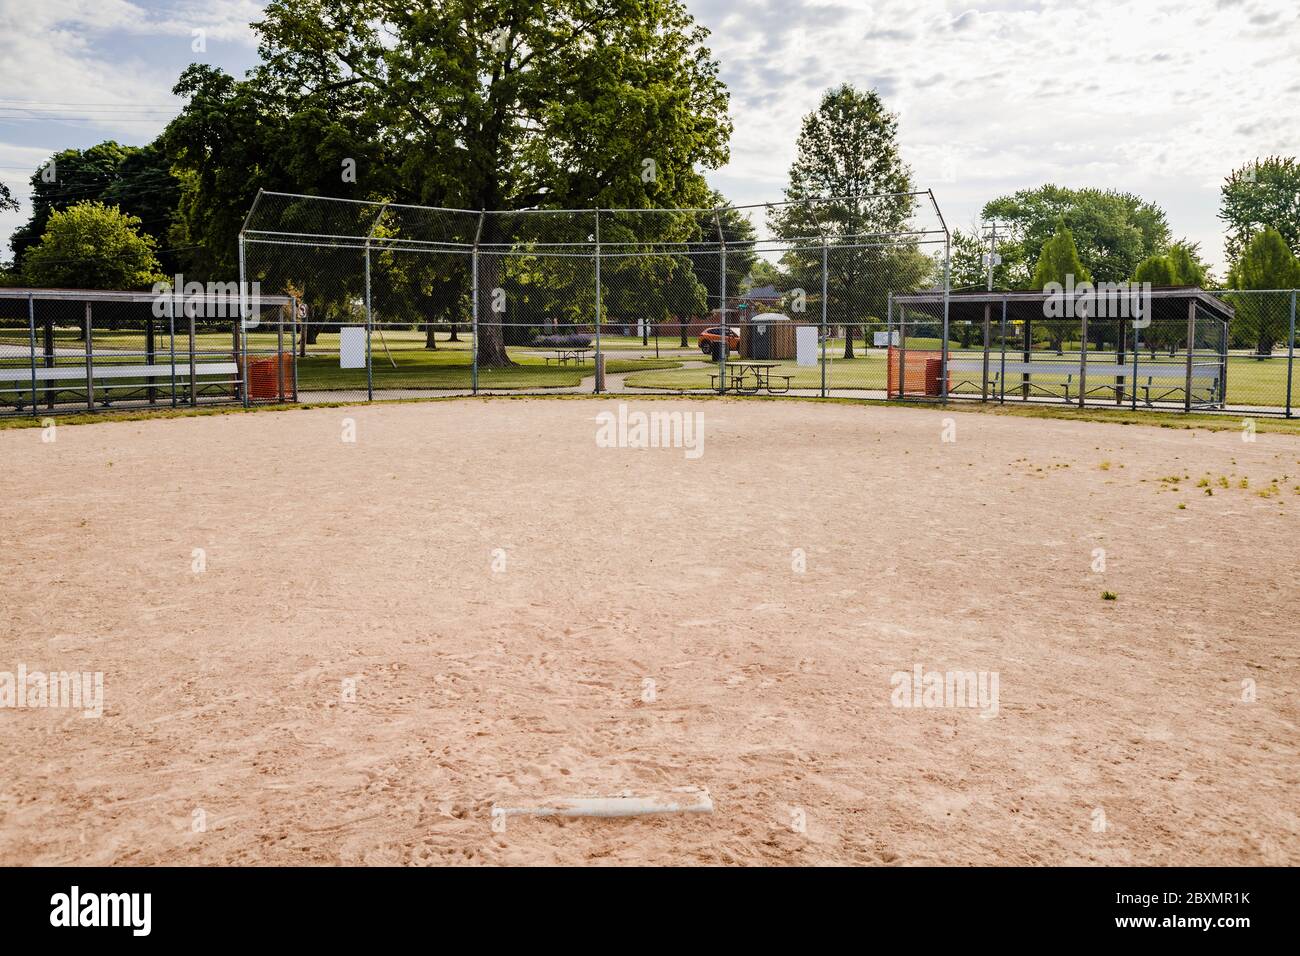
893 287 1235 325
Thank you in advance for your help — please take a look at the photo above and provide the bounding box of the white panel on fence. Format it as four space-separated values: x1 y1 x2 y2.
796 326 818 367
873 331 899 347
339 326 367 369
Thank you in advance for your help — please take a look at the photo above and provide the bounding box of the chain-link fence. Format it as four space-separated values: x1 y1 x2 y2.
238 190 952 404
7 194 1296 419
0 289 294 416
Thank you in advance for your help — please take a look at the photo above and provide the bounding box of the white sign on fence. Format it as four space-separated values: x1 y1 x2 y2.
873 331 900 347
796 326 818 366
339 326 367 369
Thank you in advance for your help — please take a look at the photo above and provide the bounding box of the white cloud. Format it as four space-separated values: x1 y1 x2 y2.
691 0 1300 271
1 0 1297 273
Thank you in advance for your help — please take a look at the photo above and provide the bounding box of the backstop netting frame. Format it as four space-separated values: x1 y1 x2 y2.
236 190 953 404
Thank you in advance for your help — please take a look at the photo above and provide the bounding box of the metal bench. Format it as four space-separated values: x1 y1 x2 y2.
946 359 1223 407
0 359 241 410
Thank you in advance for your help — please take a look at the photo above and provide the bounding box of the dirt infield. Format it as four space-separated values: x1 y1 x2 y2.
1 398 1296 866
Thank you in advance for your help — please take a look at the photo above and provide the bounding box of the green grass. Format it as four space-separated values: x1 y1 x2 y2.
5 322 1298 406
625 349 1300 407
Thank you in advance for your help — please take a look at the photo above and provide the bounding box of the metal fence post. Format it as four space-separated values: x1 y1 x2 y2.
26 293 37 417
1131 319 1139 411
168 297 177 407
277 302 285 404
471 212 484 395
820 238 828 398
933 190 951 402
1078 302 1088 409
999 295 1008 404
364 241 374 402
291 296 299 402
1184 298 1195 413
84 301 94 411
594 209 602 394
981 302 990 402
897 306 907 399
239 233 250 407
1287 290 1296 419
940 236 951 402
716 211 727 393
188 304 197 407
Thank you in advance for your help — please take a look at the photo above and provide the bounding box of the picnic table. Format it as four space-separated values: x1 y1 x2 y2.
711 360 793 394
544 348 589 366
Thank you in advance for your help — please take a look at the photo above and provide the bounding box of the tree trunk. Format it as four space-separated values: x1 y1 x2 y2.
679 317 688 349
474 224 515 367
448 323 459 342
843 322 855 360
425 321 437 350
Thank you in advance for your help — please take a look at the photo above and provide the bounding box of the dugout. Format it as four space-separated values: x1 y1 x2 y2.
888 287 1234 411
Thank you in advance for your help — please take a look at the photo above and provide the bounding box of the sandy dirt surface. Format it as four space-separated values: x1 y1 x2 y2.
1 398 1297 866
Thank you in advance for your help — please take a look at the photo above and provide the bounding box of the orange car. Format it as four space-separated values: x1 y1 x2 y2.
698 326 741 359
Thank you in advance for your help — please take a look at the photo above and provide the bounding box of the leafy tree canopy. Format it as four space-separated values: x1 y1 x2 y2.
9 142 181 274
1219 156 1300 265
1030 219 1091 289
166 0 733 365
769 84 921 358
983 184 1169 285
23 201 166 290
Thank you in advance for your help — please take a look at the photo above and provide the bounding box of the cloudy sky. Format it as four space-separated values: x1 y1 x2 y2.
1 0 1297 272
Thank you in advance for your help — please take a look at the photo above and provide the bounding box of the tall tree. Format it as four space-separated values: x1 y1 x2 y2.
983 185 1169 286
1031 220 1090 289
164 63 385 285
249 0 731 367
769 84 919 359
7 142 182 274
1227 227 1300 356
1219 157 1300 266
23 202 165 290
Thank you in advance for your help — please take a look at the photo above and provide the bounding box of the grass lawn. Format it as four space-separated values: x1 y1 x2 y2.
624 349 1300 407
5 323 1298 407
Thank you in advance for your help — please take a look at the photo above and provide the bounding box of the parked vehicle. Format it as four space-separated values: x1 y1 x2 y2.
698 326 741 359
